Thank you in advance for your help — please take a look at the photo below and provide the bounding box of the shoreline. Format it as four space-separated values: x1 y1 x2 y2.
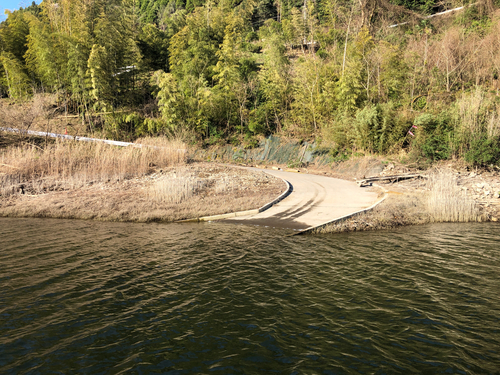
235 160 500 234
1 131 499 231
311 169 500 234
0 163 286 223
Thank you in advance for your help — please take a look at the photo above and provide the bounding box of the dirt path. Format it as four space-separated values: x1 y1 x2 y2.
223 168 380 230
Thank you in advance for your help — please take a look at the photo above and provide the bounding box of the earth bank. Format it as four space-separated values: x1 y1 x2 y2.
1 130 499 229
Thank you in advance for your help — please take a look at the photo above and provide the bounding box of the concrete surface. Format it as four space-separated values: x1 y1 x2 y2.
223 168 379 230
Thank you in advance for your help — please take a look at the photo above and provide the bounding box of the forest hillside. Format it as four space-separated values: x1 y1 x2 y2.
1 0 500 167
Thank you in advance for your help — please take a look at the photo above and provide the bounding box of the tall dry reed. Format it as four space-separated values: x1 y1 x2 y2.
454 88 500 147
487 107 500 139
148 169 237 204
0 137 186 196
457 88 485 137
149 172 201 204
426 169 482 222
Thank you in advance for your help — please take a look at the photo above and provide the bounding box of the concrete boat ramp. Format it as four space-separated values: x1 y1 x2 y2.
1 127 380 232
221 168 380 232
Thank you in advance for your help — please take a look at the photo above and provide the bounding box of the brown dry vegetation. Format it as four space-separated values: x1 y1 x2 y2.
0 134 285 222
0 95 51 134
0 164 284 222
313 169 490 234
0 137 186 197
425 170 481 222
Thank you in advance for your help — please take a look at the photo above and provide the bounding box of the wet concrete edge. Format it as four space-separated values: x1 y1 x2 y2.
177 176 292 223
292 190 389 236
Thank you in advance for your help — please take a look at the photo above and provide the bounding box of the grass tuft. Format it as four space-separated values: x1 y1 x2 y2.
0 137 186 197
149 172 200 204
426 169 480 223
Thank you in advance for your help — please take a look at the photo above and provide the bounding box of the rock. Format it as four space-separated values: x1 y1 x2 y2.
368 164 385 176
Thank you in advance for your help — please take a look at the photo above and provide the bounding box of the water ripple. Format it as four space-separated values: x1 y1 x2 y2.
1 218 500 373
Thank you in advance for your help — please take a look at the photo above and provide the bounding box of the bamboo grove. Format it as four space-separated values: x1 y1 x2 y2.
1 0 500 165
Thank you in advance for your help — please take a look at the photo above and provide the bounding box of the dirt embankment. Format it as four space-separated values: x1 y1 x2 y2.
0 131 286 222
313 160 500 233
0 163 285 222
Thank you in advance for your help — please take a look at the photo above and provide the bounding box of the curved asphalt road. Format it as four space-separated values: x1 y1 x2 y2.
223 168 379 230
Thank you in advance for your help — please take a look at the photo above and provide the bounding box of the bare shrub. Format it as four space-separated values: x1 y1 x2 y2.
469 33 490 87
485 16 500 90
426 169 481 222
0 94 50 135
430 27 469 93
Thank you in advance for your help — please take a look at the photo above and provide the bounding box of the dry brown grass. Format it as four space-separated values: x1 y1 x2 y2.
315 169 485 234
0 94 52 134
148 172 200 204
0 137 186 197
426 169 480 223
0 127 285 223
148 169 240 205
0 163 285 222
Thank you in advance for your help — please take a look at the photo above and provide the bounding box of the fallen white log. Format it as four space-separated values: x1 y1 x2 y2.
357 173 427 187
389 5 467 28
0 127 186 153
1 127 138 147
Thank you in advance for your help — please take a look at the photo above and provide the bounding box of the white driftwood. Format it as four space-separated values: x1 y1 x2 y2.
357 173 427 187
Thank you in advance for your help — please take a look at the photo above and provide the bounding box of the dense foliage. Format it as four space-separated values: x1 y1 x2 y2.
1 0 500 166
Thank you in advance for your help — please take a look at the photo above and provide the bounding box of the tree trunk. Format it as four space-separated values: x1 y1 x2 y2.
359 0 377 30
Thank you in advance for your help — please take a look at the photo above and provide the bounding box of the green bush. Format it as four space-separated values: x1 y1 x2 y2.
248 106 268 135
464 136 500 166
421 134 451 161
329 147 351 162
414 112 452 133
243 134 259 149
411 112 452 162
138 117 171 136
102 112 144 141
354 103 407 154
322 115 355 150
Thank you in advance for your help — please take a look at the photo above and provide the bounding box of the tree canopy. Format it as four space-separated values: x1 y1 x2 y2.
2 0 500 165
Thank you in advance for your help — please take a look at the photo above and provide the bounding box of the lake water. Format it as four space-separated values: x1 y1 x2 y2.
1 218 499 374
